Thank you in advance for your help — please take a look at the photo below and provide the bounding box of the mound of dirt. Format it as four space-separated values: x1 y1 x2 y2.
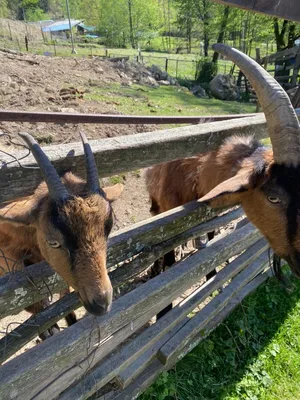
0 51 166 146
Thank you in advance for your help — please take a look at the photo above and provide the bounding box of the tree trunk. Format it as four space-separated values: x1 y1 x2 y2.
128 0 135 49
212 6 230 63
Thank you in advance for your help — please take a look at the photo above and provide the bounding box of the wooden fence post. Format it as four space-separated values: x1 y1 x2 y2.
165 58 168 72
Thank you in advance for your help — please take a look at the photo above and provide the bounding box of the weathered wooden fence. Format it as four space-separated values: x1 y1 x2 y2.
0 112 287 399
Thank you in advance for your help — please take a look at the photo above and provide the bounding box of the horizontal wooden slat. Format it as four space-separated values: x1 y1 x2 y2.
95 270 271 400
0 109 257 125
0 223 262 400
114 238 268 390
157 250 269 365
0 209 245 361
0 205 240 319
0 115 268 203
58 238 268 399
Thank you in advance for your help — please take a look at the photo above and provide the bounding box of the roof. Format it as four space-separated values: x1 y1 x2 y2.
42 19 82 32
78 23 96 32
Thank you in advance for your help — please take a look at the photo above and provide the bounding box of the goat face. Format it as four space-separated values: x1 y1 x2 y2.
200 44 300 278
1 132 123 316
36 189 117 315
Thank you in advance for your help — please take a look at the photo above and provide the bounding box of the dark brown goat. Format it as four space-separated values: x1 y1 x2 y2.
146 43 300 318
0 132 123 338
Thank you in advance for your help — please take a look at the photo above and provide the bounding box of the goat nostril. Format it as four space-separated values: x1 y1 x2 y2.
83 298 112 316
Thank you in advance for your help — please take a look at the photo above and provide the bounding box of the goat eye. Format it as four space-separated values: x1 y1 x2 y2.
47 240 61 248
267 196 281 204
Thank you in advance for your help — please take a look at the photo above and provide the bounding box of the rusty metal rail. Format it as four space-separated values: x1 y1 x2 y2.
0 110 259 125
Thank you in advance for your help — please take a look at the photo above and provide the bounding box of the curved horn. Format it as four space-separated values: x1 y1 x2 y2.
79 131 103 195
19 132 70 202
212 43 300 166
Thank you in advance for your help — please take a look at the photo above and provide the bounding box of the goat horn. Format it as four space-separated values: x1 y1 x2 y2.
212 43 300 166
19 132 70 202
79 131 104 195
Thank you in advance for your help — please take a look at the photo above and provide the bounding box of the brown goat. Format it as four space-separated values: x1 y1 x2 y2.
0 132 123 338
146 43 300 318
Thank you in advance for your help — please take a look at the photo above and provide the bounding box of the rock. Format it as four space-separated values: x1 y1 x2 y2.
141 76 159 87
9 81 19 90
209 74 240 101
191 85 208 98
149 64 169 81
158 80 170 86
60 107 77 113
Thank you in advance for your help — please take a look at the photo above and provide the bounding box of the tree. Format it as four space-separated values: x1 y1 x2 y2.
212 5 230 62
0 0 8 18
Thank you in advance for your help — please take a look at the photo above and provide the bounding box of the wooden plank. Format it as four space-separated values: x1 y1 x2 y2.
0 262 66 319
58 237 268 399
157 250 269 365
0 224 261 400
109 207 244 284
0 209 246 361
0 115 268 204
0 293 81 364
211 0 300 22
291 53 300 88
0 205 239 319
115 238 268 390
95 271 271 400
0 109 258 125
266 46 300 63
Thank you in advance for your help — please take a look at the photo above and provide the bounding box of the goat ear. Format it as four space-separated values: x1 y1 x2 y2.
0 198 38 227
199 172 252 205
103 183 124 202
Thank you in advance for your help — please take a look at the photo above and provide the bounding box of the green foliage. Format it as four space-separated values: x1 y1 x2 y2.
142 271 300 400
0 0 8 18
195 59 217 84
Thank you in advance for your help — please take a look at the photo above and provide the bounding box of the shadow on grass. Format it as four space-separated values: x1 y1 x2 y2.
142 272 300 400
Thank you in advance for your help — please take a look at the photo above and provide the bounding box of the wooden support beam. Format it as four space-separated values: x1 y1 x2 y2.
0 224 262 400
0 115 268 204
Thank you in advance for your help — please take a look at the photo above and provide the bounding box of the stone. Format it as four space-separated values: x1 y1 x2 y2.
209 74 240 101
191 85 208 98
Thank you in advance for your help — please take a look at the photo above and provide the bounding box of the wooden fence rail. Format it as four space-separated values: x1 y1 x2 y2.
0 221 263 399
0 110 286 399
0 115 268 203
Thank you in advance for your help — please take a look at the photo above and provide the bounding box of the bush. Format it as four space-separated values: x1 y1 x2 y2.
195 59 218 84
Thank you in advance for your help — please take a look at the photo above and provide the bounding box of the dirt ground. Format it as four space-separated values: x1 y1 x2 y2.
0 49 161 145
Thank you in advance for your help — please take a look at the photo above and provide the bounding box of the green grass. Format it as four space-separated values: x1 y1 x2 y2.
141 272 300 400
85 83 256 116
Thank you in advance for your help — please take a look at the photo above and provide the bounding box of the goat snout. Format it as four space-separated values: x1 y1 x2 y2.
79 286 113 316
83 296 112 316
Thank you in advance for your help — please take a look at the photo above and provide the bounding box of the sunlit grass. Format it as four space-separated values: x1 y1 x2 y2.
142 271 300 400
85 83 256 116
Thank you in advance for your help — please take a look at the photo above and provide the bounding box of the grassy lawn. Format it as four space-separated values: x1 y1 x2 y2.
85 83 256 116
141 270 300 400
